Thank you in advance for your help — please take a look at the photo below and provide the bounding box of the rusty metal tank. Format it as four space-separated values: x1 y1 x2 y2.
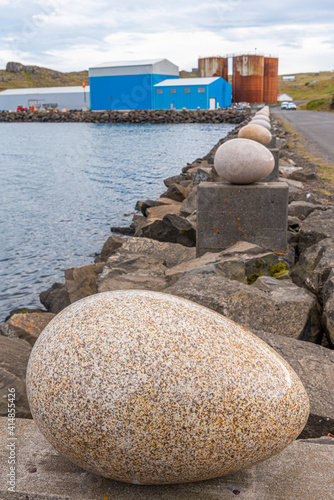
232 55 264 103
263 57 278 103
198 57 228 81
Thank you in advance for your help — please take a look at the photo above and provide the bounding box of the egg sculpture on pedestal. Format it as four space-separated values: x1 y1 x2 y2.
214 138 275 184
27 290 309 485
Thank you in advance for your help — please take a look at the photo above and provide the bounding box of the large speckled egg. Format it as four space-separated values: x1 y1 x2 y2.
26 290 309 485
214 138 275 184
238 123 272 145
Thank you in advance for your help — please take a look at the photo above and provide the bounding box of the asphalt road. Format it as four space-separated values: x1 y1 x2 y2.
272 109 334 165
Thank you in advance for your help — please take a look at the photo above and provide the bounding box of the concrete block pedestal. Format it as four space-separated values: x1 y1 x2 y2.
197 181 289 257
262 148 279 182
267 134 277 149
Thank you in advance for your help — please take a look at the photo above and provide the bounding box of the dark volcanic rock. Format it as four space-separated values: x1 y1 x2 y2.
141 214 196 247
97 235 124 262
39 282 70 314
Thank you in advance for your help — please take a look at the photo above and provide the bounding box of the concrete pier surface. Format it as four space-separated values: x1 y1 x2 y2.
0 418 333 499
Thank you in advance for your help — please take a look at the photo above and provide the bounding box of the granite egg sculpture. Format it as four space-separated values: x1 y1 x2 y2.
26 290 309 485
238 124 272 146
214 138 275 184
250 118 271 131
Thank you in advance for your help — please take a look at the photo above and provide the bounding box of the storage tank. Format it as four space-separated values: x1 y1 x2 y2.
232 55 264 103
198 57 228 81
263 57 278 103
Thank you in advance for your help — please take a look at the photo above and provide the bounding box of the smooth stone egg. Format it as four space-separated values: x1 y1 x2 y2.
214 138 275 184
238 123 272 146
26 290 309 485
257 106 269 114
253 114 270 123
250 118 271 131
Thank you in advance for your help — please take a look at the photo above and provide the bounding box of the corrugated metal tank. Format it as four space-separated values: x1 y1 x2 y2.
198 57 228 81
232 55 264 103
263 57 278 103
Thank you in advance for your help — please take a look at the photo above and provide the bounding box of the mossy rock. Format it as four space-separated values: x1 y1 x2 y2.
247 273 262 285
269 263 286 277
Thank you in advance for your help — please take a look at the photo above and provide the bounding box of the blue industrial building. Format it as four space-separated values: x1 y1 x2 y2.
89 59 179 111
153 77 231 110
89 59 231 111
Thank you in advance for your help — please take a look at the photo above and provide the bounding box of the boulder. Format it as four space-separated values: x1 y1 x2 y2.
238 123 272 145
163 174 188 187
65 262 105 303
97 235 124 262
291 237 334 297
97 237 197 293
0 336 32 418
119 237 196 268
165 241 280 282
39 282 70 313
180 186 198 216
214 138 275 184
164 274 321 342
141 214 196 247
321 269 334 346
253 330 334 439
298 209 334 254
0 312 55 346
288 201 326 220
145 202 181 221
288 168 319 182
192 167 217 185
165 181 192 202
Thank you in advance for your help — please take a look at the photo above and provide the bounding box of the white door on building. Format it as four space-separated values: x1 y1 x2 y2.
209 98 216 110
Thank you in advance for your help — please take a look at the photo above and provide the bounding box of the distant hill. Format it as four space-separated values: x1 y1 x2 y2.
278 71 334 111
0 62 88 92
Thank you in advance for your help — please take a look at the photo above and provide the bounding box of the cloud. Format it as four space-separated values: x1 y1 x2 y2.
0 0 333 73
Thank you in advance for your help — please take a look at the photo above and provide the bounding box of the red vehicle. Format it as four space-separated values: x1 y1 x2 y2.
17 105 27 112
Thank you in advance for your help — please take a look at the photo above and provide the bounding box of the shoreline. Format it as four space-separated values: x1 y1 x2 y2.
0 108 249 124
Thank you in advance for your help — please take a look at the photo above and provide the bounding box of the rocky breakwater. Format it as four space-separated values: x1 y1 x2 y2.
1 108 334 452
0 108 249 124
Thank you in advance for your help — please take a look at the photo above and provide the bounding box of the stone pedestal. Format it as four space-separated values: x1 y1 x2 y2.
262 148 279 182
197 182 289 257
267 135 277 149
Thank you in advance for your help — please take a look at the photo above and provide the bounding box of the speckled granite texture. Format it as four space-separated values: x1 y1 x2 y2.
26 290 309 485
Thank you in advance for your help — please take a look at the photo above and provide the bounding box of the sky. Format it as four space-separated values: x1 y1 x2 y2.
0 0 333 75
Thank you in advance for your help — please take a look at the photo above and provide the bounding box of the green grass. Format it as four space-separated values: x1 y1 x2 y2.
278 72 334 111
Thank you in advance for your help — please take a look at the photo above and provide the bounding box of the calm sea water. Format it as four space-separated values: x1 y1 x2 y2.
0 122 234 320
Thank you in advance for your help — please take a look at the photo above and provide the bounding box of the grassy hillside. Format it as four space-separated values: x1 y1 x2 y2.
278 72 334 111
0 62 88 92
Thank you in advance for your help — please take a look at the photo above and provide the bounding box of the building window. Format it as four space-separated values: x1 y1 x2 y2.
183 88 190 93
156 89 163 94
198 87 205 93
170 88 177 94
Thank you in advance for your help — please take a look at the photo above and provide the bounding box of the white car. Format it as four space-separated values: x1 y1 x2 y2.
280 102 288 109
286 102 297 110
